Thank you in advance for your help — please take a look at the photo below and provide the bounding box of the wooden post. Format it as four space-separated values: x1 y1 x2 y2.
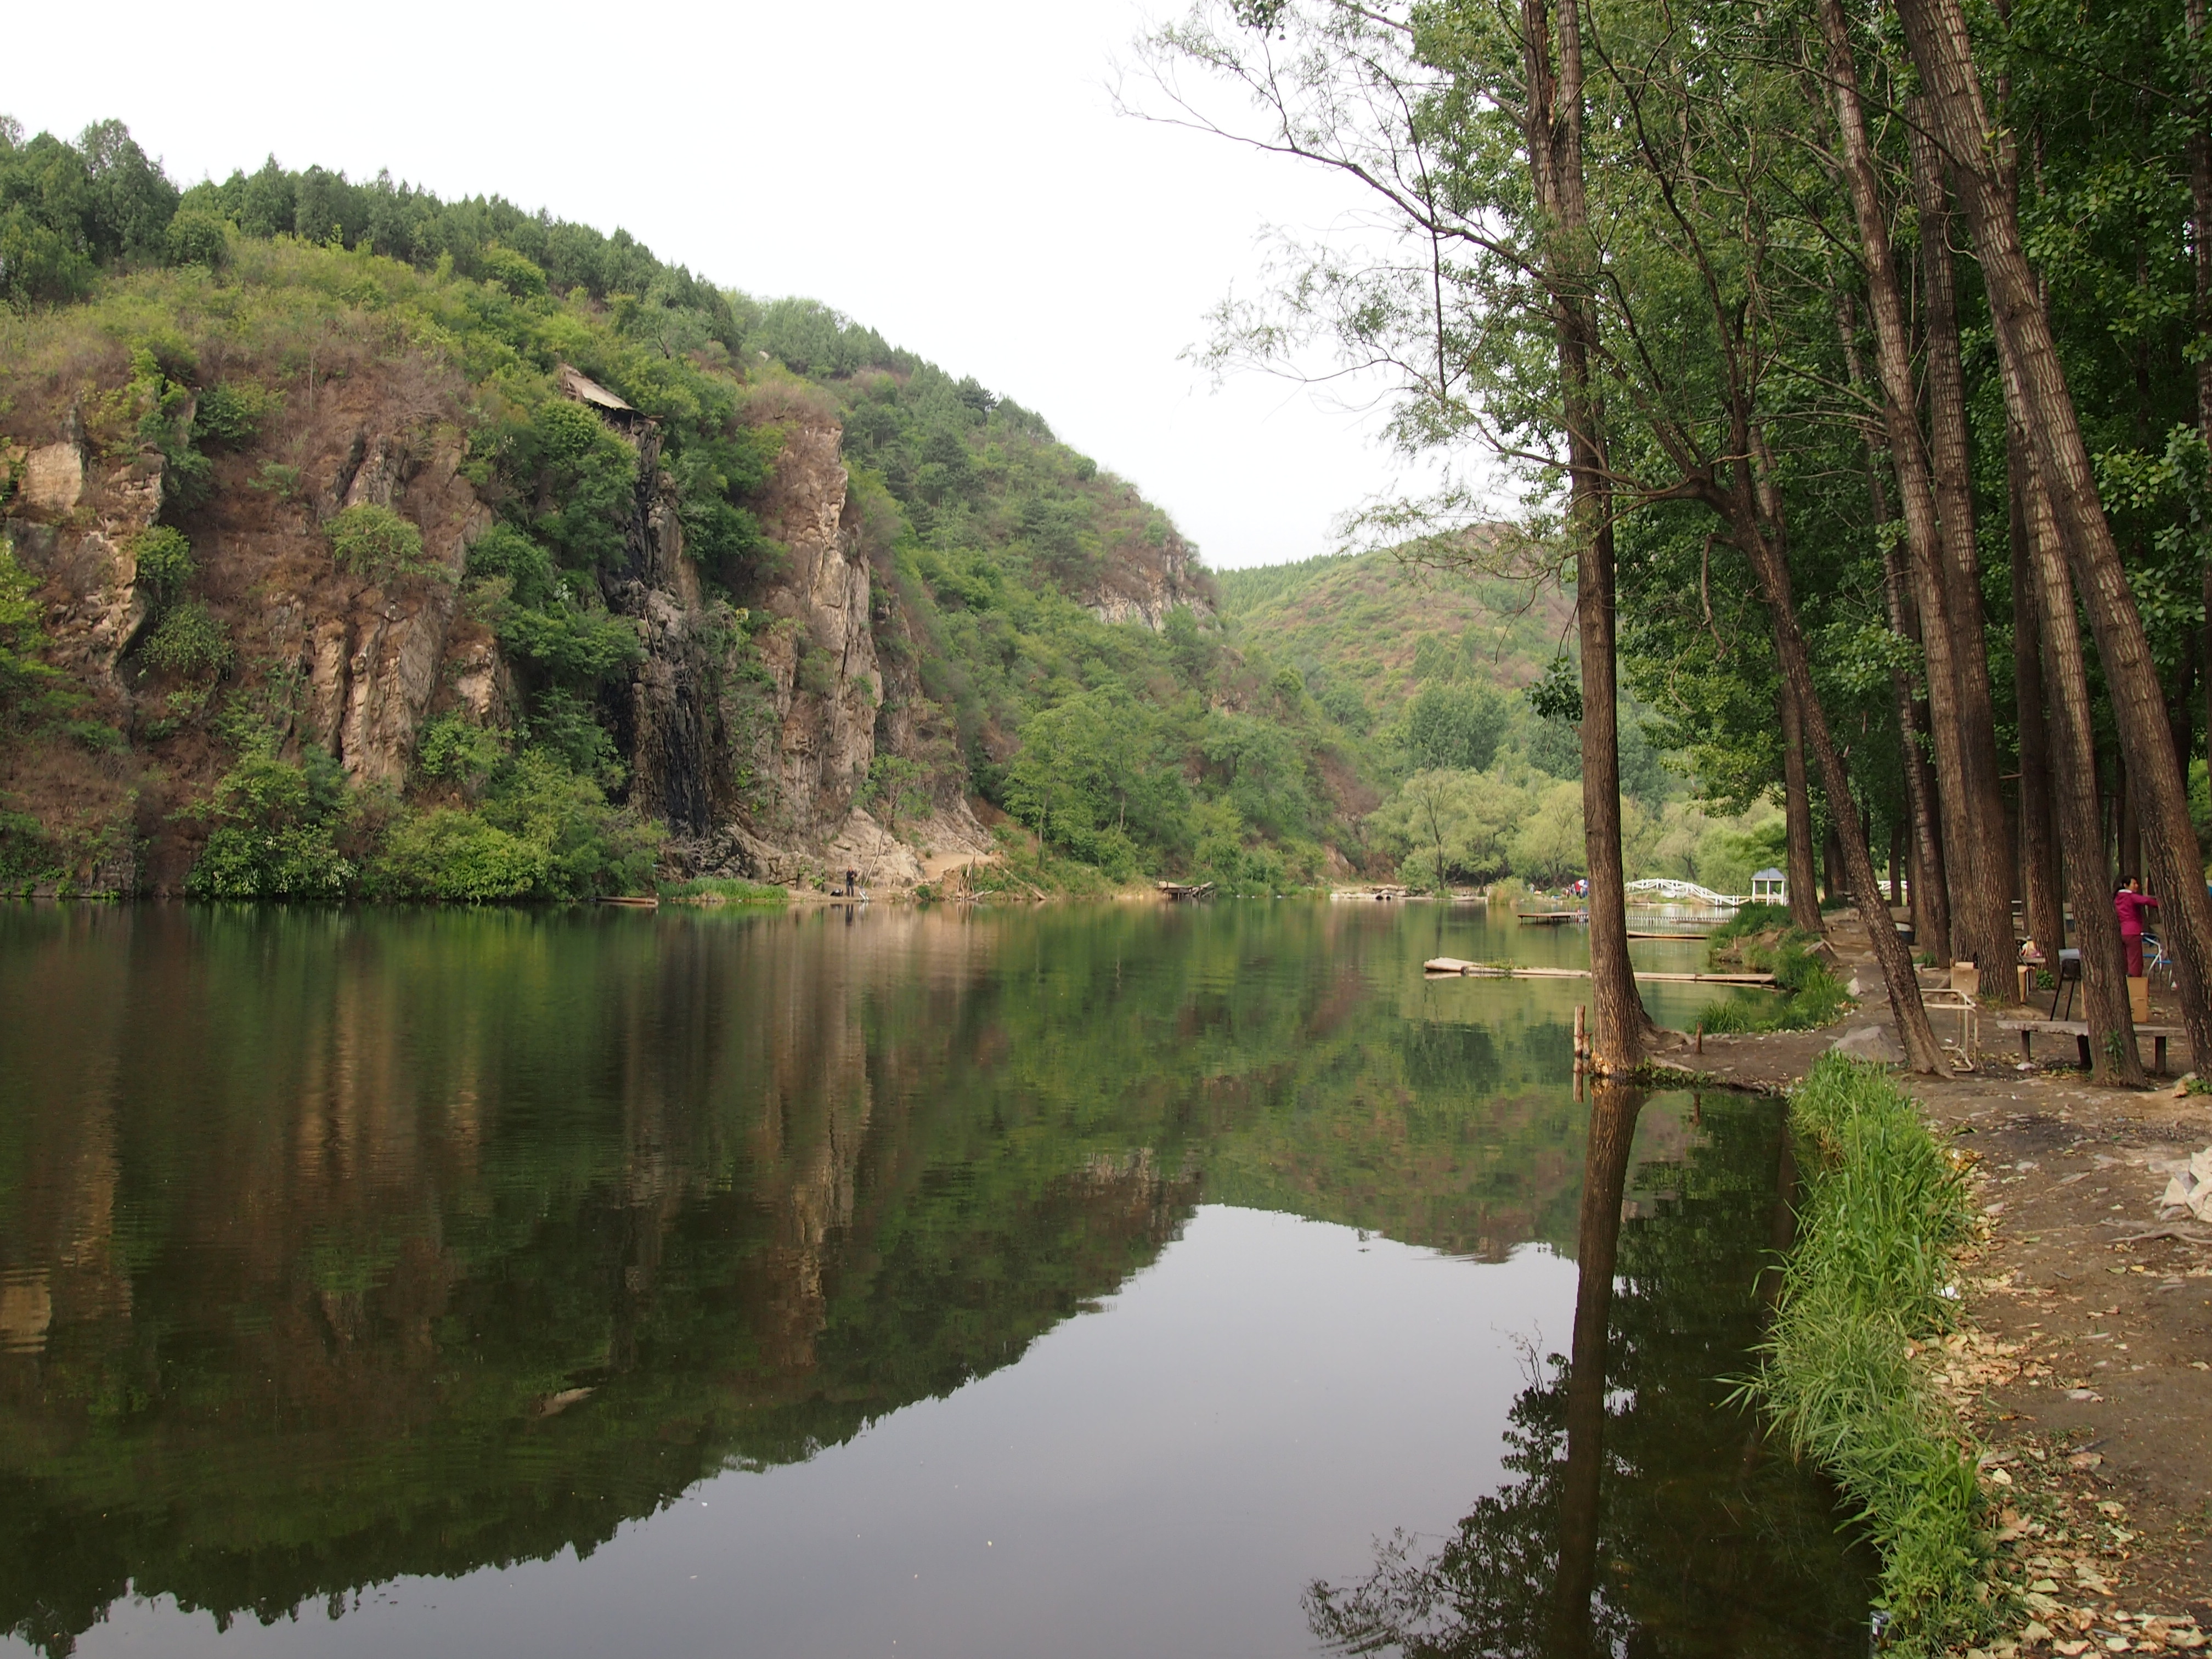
1573 1004 1587 1064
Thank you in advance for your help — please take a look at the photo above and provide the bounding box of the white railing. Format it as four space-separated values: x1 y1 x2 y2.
1623 877 1746 906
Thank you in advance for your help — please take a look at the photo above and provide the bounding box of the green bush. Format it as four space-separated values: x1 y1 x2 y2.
369 808 546 900
1741 1056 1989 1655
328 503 438 581
414 713 506 789
190 825 354 899
162 206 229 268
142 600 232 680
185 744 358 900
191 381 279 448
131 526 195 608
479 749 659 898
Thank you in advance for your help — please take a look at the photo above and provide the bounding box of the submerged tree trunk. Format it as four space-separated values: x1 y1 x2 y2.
2018 437 2143 1082
1818 0 2006 981
1898 0 2212 1069
1522 0 1655 1073
2010 428 2067 963
1909 107 2018 992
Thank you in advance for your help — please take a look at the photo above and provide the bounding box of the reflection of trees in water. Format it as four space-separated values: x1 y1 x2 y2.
1307 1085 1874 1658
0 904 1757 1655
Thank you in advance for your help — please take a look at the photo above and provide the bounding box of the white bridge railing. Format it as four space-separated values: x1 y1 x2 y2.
1623 877 1746 906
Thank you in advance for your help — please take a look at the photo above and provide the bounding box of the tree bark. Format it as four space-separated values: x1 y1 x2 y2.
1897 0 2212 1070
1818 0 2008 981
1909 106 2018 991
2010 428 2067 965
2192 0 2212 834
1522 0 1655 1073
2018 434 2144 1082
1726 434 1943 1071
1822 820 1848 906
1837 285 1950 956
1779 678 1825 932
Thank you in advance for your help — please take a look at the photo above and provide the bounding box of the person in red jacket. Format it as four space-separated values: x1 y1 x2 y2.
2115 878 2159 978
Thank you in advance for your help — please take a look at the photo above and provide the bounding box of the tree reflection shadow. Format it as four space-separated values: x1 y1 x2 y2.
1305 1083 1873 1658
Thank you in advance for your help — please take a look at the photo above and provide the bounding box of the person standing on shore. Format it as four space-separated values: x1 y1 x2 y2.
2115 878 2160 978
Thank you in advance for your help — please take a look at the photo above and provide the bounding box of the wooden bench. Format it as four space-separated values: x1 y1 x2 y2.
1997 1018 2183 1075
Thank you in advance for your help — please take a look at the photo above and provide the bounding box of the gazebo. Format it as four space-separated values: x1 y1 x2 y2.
1751 867 1787 905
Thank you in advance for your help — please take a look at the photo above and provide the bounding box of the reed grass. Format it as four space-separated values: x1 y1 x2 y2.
1741 1055 1996 1654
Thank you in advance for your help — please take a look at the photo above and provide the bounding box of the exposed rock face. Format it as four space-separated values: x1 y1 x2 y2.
7 437 163 696
3 362 1001 893
746 422 884 841
296 429 484 788
1084 522 1214 630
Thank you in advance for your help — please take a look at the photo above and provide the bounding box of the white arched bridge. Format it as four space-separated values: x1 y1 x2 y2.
1623 878 1746 907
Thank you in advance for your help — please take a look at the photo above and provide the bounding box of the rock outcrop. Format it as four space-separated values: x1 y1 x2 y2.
3 357 1000 894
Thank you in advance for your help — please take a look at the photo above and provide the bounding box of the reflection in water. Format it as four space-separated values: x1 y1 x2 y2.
1306 1081 1867 1657
0 902 1864 1656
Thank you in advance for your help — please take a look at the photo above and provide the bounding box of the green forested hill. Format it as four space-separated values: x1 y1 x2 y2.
1217 545 1572 731
0 118 1378 896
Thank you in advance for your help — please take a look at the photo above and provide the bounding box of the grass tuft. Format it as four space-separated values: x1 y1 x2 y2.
1696 904 1854 1032
659 876 786 906
1739 1055 1995 1655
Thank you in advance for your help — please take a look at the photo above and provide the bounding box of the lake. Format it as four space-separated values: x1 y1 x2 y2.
0 899 1871 1657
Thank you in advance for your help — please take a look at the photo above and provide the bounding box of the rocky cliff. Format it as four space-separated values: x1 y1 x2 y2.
1 351 990 895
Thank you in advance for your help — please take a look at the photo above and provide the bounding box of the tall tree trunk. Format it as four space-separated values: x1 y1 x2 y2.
2196 0 2212 785
1909 107 2018 991
1897 0 2212 1070
1726 437 1943 1071
1890 819 1905 906
2019 436 2144 1082
2010 428 2067 964
1822 820 1848 905
1779 679 1825 931
1838 285 1950 955
1818 0 2008 980
1522 0 1654 1072
1547 1080 1643 1655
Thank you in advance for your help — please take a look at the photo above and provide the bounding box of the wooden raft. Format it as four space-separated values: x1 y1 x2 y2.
1517 911 1588 926
1423 957 1776 986
1999 1018 2184 1075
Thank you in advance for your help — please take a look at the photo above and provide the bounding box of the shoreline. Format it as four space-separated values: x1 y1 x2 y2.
1699 915 2212 1651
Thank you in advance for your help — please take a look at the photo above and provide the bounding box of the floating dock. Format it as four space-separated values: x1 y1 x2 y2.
1517 910 1588 926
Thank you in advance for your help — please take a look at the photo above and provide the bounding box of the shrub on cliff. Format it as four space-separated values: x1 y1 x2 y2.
328 504 440 582
185 744 358 900
369 808 547 901
142 600 233 681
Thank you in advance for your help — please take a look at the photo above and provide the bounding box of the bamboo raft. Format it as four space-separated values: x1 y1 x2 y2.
1517 910 1588 926
1423 957 1776 986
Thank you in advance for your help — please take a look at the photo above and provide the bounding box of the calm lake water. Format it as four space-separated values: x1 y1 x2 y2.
0 900 1870 1657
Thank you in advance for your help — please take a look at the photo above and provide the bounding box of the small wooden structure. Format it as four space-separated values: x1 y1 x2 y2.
1750 867 1787 905
1155 881 1215 901
1517 910 1588 926
1999 1018 2182 1075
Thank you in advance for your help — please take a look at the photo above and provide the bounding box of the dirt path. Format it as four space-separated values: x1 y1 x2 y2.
1666 917 2212 1640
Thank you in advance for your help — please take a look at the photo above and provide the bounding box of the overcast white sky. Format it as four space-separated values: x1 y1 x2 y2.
4 0 1476 569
